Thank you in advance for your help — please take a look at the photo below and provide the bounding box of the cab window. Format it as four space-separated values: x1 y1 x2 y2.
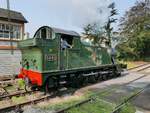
34 27 52 39
61 34 73 50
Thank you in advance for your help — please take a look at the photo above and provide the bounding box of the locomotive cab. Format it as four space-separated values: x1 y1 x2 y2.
18 26 80 87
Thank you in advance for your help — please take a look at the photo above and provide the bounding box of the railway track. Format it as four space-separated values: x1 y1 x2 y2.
0 78 22 97
127 63 150 72
0 78 19 86
0 94 56 113
136 64 150 72
127 63 149 71
0 90 63 113
0 63 149 113
0 75 17 81
53 66 150 113
121 63 150 76
111 84 150 113
0 90 36 101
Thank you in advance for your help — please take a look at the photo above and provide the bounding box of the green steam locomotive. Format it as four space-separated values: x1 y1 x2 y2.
18 26 120 92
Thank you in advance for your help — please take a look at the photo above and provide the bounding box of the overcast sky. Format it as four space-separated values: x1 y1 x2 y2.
0 0 137 36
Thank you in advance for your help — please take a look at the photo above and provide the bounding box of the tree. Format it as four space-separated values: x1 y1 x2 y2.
105 2 118 47
82 2 118 47
119 0 150 59
82 23 105 46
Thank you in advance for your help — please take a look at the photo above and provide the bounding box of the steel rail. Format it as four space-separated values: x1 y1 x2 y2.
0 90 36 101
136 65 150 72
127 63 149 71
111 84 150 113
0 93 56 113
110 63 150 113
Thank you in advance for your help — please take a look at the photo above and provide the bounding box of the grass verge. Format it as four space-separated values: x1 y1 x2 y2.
67 99 114 113
37 88 136 113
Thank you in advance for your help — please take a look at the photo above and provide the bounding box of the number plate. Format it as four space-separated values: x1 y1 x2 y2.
45 54 57 61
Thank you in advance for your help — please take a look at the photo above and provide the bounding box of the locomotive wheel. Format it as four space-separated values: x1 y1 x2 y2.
94 74 100 81
88 76 96 83
70 75 83 88
82 76 89 86
112 70 119 78
101 75 106 81
45 77 57 94
116 72 121 77
78 75 84 87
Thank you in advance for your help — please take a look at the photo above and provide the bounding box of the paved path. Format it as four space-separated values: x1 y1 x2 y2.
76 66 150 113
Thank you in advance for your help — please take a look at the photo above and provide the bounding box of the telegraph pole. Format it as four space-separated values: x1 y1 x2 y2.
7 0 13 55
7 0 15 78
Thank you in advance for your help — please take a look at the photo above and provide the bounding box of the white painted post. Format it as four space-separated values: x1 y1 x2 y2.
7 0 14 55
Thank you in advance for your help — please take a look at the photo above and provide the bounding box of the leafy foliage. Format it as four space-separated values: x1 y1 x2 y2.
118 0 150 60
82 23 105 46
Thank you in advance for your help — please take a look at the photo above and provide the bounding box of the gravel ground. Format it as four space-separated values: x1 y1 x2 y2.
7 106 54 113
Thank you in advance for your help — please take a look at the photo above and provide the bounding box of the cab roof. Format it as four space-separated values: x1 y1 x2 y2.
34 26 80 38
